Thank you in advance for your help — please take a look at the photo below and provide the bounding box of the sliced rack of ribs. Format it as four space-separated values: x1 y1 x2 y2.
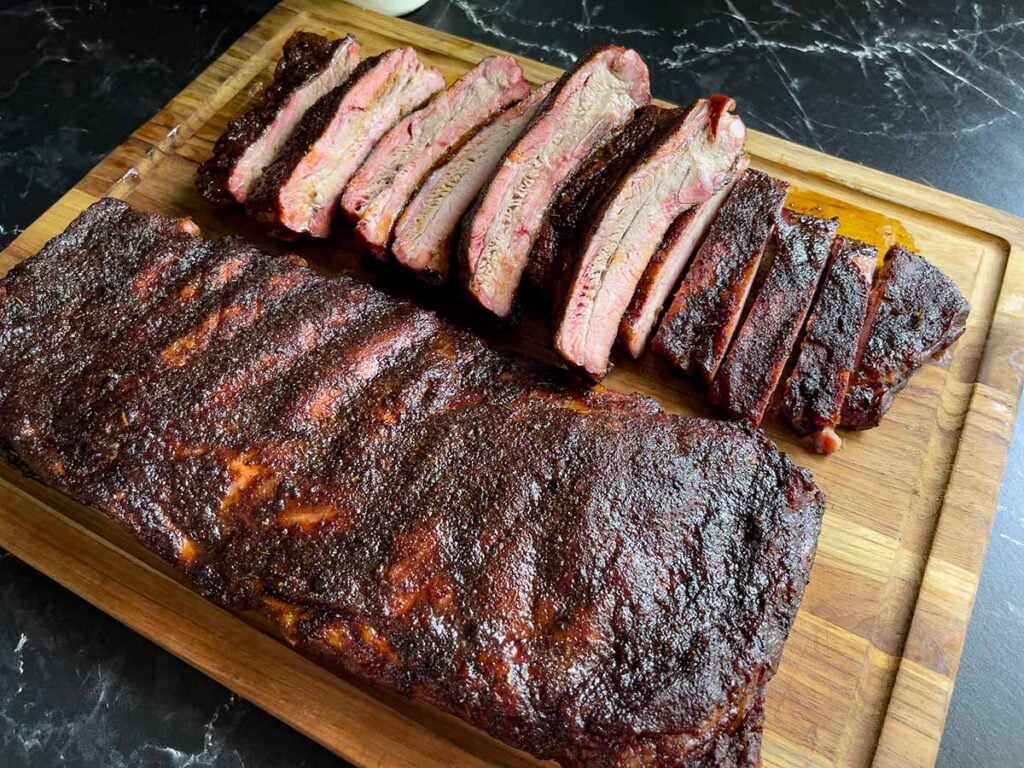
341 55 530 257
392 81 555 282
525 104 675 306
555 96 747 378
781 236 878 454
841 244 969 430
246 47 445 238
0 199 824 768
196 32 361 206
621 153 749 359
652 169 790 383
458 44 651 318
710 211 839 427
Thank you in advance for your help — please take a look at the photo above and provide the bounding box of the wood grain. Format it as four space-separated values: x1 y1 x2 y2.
1 3 1023 767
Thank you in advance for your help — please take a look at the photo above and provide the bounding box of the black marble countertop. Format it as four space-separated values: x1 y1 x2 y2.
1 1 1022 765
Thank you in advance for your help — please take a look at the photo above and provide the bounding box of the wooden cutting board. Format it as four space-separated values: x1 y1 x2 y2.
1 2 1022 766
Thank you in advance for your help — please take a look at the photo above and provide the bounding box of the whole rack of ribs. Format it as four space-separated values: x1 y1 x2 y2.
0 199 824 768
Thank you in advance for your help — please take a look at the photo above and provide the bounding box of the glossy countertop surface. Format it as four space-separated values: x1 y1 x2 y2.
1 1 1022 765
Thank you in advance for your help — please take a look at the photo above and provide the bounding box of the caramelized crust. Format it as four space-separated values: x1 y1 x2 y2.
710 211 838 427
621 153 749 359
555 96 747 379
652 170 790 383
841 244 969 430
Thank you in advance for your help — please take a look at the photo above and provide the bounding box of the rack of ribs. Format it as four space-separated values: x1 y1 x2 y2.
0 198 824 768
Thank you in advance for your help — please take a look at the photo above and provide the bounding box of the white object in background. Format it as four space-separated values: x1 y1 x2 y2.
347 0 430 16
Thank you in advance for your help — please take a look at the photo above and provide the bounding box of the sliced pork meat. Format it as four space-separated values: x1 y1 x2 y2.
196 32 361 206
652 169 790 383
781 236 877 454
555 96 748 379
620 153 750 359
246 48 445 238
341 56 530 257
709 211 838 427
392 82 555 282
841 244 969 430
459 45 651 318
525 104 675 305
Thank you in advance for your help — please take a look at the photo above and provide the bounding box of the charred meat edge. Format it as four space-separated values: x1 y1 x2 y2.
555 96 748 379
840 244 969 430
620 152 750 359
781 236 877 454
246 48 445 238
458 44 651 318
0 198 825 768
391 81 555 282
341 55 530 257
709 211 839 427
651 169 791 383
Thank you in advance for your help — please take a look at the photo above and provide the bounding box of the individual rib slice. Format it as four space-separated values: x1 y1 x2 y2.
709 211 839 427
525 104 675 305
246 48 445 238
341 56 530 257
652 169 790 383
391 81 555 282
781 236 877 454
841 244 969 430
1 198 824 768
196 33 361 206
555 96 748 379
459 45 651 318
620 153 750 359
